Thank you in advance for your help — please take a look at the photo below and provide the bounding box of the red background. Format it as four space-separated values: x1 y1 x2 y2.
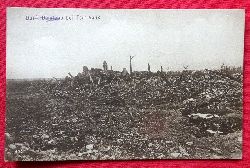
0 0 250 167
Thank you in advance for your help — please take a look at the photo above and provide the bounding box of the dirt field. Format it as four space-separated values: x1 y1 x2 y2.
5 68 242 160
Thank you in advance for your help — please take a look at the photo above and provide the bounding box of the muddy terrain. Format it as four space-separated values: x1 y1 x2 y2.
5 68 242 160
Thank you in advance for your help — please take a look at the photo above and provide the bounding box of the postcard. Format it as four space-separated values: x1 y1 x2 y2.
6 8 245 161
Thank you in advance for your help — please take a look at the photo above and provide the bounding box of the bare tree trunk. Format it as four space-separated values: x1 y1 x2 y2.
130 56 134 76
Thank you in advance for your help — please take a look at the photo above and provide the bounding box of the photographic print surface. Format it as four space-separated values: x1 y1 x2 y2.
6 8 244 161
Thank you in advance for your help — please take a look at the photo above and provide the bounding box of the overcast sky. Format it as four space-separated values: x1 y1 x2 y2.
7 8 245 79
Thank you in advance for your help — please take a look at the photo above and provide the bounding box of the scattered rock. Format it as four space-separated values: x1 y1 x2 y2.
186 142 193 145
170 152 181 158
179 146 189 156
211 147 222 154
5 133 14 142
238 136 242 142
156 153 165 159
148 143 153 147
117 139 123 143
41 134 49 139
165 141 173 144
48 139 56 145
207 130 223 134
100 146 111 152
86 144 94 150
69 153 78 160
9 144 16 150
72 118 78 122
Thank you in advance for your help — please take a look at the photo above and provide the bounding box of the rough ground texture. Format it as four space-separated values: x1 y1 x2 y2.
5 69 243 161
1 0 250 168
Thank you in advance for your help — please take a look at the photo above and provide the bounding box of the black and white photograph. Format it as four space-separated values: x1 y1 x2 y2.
6 8 244 161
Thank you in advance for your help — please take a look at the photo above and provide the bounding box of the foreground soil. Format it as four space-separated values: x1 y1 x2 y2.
5 69 242 160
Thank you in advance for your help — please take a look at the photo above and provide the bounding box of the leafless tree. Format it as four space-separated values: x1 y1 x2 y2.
130 55 135 75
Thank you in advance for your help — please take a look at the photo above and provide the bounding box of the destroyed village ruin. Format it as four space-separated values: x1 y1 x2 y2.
6 58 243 160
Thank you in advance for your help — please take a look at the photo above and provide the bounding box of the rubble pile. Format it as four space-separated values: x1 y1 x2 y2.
6 67 243 160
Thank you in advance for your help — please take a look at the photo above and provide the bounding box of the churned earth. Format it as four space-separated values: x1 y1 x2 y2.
5 68 242 160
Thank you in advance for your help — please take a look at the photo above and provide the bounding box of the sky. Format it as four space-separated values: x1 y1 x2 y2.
7 8 245 79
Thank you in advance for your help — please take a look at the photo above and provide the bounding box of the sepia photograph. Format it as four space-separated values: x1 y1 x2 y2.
6 8 245 161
